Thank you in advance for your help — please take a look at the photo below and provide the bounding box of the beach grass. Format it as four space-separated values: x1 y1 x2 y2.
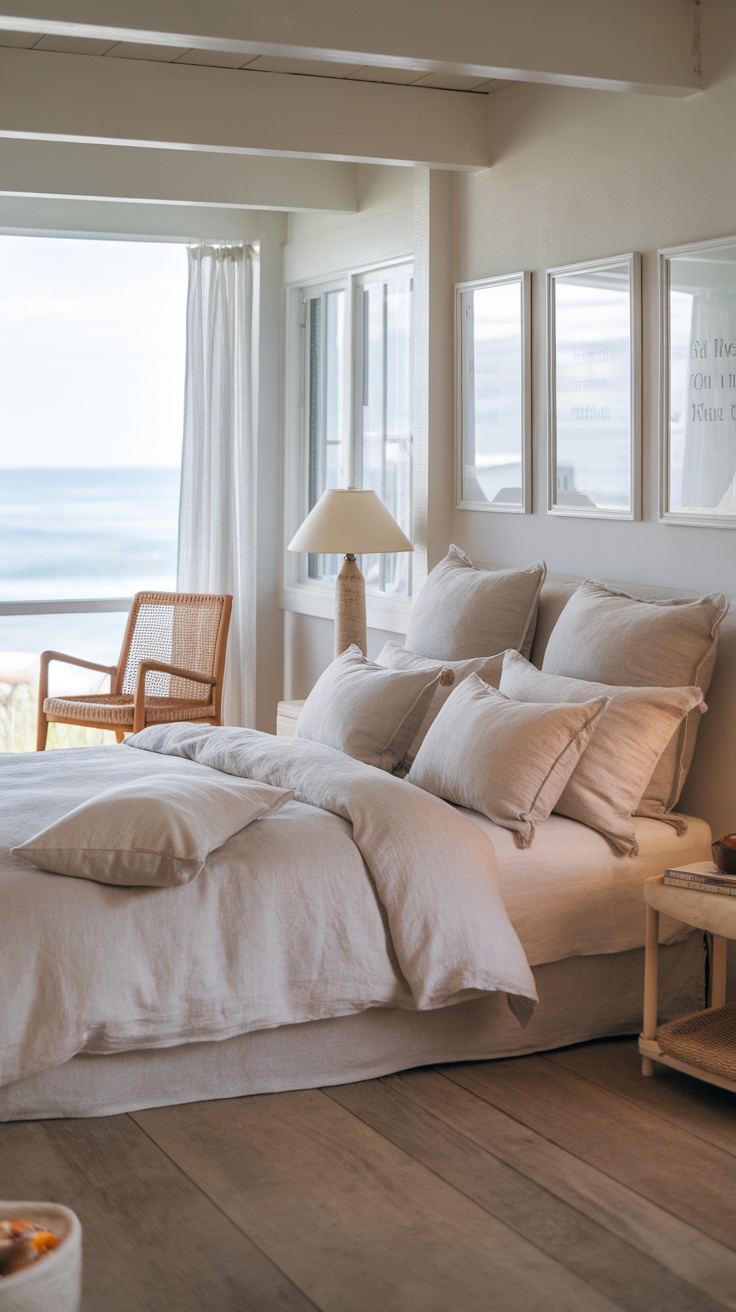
0 680 118 754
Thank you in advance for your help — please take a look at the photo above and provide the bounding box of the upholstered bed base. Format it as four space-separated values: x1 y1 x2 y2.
0 935 705 1121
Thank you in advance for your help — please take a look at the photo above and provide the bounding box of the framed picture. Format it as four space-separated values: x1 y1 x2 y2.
456 271 531 513
548 253 641 519
660 234 736 526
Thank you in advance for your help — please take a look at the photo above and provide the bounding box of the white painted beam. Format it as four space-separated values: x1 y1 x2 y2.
0 137 358 212
0 0 701 95
0 194 262 240
0 47 490 169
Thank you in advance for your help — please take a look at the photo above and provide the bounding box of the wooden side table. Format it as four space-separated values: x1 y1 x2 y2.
276 699 305 737
640 875 736 1091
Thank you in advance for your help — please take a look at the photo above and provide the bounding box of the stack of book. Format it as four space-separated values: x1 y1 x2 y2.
663 861 736 896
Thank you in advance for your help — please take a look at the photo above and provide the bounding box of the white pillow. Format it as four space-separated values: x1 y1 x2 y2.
405 545 546 661
407 674 607 848
375 640 505 771
542 579 728 816
11 772 293 887
295 645 441 771
500 650 705 855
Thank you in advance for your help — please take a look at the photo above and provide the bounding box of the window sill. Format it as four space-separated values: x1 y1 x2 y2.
280 585 411 636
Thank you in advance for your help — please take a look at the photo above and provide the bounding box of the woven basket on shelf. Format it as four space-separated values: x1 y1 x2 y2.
657 1002 736 1082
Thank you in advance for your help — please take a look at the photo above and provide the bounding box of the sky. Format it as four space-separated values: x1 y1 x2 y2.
0 235 188 469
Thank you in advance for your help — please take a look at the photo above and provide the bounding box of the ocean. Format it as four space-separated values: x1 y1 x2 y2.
0 468 180 666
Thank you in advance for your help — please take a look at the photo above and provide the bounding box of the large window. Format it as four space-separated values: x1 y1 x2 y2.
295 261 413 600
0 235 188 751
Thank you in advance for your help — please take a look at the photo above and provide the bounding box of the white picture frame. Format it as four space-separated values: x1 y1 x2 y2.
548 252 641 520
660 234 736 527
455 271 531 513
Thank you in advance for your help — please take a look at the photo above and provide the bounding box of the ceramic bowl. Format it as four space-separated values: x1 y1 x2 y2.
0 1203 81 1312
712 835 736 875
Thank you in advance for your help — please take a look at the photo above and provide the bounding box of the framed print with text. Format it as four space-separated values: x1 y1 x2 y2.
661 234 736 526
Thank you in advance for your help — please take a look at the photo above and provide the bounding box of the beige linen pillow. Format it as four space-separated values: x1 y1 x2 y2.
375 640 505 771
405 545 546 661
11 772 293 886
295 645 441 771
541 580 728 817
407 674 607 848
500 650 705 855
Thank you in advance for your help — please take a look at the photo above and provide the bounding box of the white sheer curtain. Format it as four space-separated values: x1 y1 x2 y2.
177 242 258 727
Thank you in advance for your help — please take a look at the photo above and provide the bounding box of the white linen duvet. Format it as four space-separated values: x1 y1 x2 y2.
0 726 536 1091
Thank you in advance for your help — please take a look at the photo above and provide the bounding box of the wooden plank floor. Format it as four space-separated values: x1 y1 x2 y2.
1 1037 736 1311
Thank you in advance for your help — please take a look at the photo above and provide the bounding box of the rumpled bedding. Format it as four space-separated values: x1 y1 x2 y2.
0 727 536 1089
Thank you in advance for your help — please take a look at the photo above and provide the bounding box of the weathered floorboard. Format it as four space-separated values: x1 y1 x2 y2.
0 1113 317 1312
445 1054 736 1251
326 1070 731 1312
549 1037 736 1158
134 1086 624 1312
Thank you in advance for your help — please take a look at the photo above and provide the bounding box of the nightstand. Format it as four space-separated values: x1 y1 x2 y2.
640 875 735 1091
276 699 305 737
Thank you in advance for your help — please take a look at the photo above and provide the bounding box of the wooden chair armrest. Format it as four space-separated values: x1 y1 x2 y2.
133 659 216 733
38 651 117 702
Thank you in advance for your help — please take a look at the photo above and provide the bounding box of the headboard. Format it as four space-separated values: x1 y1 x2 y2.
528 573 736 839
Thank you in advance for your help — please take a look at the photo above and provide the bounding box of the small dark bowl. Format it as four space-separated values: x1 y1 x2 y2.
712 835 736 875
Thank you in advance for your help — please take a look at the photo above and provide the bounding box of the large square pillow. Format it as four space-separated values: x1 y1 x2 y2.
407 673 607 848
295 645 441 771
500 650 705 854
375 640 505 771
541 580 728 817
405 545 546 661
11 771 293 886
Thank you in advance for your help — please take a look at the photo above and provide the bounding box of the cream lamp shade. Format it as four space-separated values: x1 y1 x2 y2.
288 488 413 656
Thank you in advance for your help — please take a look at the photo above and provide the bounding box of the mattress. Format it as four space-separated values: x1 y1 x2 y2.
466 809 713 965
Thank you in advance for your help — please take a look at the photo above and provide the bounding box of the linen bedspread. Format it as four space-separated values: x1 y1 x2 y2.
0 729 536 1089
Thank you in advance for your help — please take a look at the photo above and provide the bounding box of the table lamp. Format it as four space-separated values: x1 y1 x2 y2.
288 488 413 656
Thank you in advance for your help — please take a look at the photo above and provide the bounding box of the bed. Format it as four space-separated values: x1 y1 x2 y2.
0 557 730 1121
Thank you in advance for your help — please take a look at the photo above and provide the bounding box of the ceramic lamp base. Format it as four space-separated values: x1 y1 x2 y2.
334 555 367 657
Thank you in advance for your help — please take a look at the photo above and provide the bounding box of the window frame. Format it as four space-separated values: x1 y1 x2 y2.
281 257 415 633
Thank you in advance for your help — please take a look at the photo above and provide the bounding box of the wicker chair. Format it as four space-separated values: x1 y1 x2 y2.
36 592 233 751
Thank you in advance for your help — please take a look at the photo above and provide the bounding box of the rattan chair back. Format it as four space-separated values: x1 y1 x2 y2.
116 593 228 709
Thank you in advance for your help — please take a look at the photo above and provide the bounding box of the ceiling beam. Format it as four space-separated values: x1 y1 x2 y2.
0 47 490 169
0 137 358 212
0 194 262 240
0 0 701 95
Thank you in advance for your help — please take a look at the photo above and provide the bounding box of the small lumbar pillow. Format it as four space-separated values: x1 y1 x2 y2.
407 673 607 847
541 580 728 816
499 650 705 855
11 772 293 886
405 545 546 661
296 644 441 771
374 640 506 771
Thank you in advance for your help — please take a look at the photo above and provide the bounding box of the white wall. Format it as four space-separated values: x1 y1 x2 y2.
452 0 736 600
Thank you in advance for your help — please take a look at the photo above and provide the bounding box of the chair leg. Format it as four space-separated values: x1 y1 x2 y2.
36 715 49 752
114 729 126 743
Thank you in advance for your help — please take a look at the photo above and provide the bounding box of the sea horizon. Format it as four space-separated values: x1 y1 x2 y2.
0 466 181 664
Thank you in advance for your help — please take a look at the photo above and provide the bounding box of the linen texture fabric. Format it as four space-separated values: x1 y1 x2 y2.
295 645 441 771
375 640 505 771
499 650 705 855
541 580 728 817
407 674 608 847
12 770 293 886
405 545 546 661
